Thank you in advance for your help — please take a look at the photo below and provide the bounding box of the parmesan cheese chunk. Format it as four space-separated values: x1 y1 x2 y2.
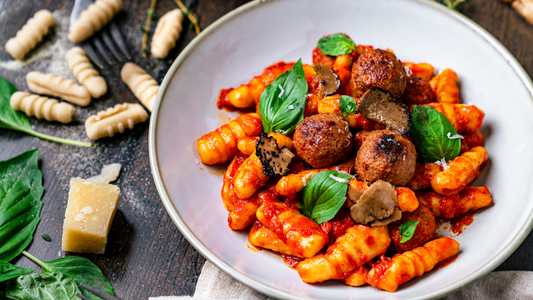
62 178 120 254
87 163 121 184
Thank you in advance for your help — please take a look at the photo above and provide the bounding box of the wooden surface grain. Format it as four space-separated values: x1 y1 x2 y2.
0 0 532 298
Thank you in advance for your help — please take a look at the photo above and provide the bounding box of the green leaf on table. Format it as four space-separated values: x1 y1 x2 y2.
339 95 357 116
23 252 114 300
399 221 419 243
0 261 34 283
6 272 80 300
411 105 461 163
317 33 356 56
41 234 51 242
0 149 43 262
300 171 352 224
0 76 91 147
258 59 308 135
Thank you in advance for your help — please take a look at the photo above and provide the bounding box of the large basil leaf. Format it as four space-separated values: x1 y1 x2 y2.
0 261 34 283
6 272 80 300
399 221 419 243
317 33 356 56
0 76 91 147
0 149 43 262
300 171 352 224
23 252 114 300
258 59 307 135
412 105 461 162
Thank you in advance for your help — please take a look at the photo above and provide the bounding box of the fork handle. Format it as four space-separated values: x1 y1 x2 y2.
502 0 533 25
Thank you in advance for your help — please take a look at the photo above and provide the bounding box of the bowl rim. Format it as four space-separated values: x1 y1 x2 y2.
148 0 533 299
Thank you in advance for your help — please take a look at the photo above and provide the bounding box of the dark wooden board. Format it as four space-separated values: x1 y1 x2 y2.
0 0 532 298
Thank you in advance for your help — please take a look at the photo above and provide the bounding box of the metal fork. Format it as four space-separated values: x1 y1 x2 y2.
75 283 123 300
70 0 132 68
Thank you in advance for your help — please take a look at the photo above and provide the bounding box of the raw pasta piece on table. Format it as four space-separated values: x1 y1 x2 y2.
197 113 262 165
366 237 459 292
5 10 54 60
416 186 493 219
297 225 390 283
10 92 75 124
66 47 107 98
26 72 91 106
151 9 184 59
121 62 159 112
68 0 122 42
85 103 148 140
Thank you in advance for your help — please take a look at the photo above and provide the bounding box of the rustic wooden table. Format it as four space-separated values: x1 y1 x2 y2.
1 0 532 298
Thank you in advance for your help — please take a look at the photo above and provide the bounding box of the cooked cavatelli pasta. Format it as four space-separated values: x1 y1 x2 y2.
68 0 122 42
121 62 159 112
429 69 459 103
10 92 74 123
66 47 107 98
5 10 54 60
85 103 148 140
151 9 184 59
416 186 493 218
26 72 91 106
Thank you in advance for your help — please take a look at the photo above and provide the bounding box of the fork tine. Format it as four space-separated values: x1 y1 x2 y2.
81 43 106 69
80 284 122 300
109 22 132 60
101 27 123 62
92 34 116 65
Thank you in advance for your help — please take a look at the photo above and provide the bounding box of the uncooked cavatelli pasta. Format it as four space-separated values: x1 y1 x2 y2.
5 10 54 60
120 62 159 112
151 9 184 59
68 0 122 42
10 92 75 124
26 72 91 106
66 47 107 98
85 103 148 140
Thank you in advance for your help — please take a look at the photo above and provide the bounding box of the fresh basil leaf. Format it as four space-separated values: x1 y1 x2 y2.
412 105 461 162
6 272 80 300
258 59 307 135
0 261 34 283
0 77 91 147
399 220 419 243
0 290 7 300
317 33 356 56
41 234 51 242
300 171 352 224
23 252 114 300
339 95 357 116
0 149 43 262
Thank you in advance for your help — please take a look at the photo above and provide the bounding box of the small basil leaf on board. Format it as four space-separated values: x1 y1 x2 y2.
300 171 352 224
0 76 91 147
0 149 43 262
0 261 34 283
339 95 357 116
399 221 419 243
411 105 461 162
258 59 308 135
41 234 51 242
6 272 81 300
23 252 114 300
317 33 356 56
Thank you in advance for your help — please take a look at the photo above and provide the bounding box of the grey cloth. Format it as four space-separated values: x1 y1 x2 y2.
150 261 533 300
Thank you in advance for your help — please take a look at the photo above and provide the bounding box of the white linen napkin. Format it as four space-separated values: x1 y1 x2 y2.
150 261 533 300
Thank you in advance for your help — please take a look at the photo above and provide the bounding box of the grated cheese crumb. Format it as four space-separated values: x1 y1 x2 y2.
435 158 450 170
278 84 285 98
329 174 350 184
447 132 464 140
288 105 294 110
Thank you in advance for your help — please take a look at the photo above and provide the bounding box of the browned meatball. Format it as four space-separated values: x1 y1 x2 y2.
402 74 435 105
355 129 416 186
293 113 353 168
349 49 407 99
388 205 437 253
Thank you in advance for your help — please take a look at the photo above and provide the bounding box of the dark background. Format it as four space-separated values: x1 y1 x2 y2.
0 0 531 298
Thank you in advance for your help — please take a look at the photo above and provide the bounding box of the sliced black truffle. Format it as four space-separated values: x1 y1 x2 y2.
358 87 412 136
256 135 295 176
349 180 398 225
314 64 341 97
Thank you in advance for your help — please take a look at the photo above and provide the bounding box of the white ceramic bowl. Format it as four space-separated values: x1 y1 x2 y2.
149 0 533 299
